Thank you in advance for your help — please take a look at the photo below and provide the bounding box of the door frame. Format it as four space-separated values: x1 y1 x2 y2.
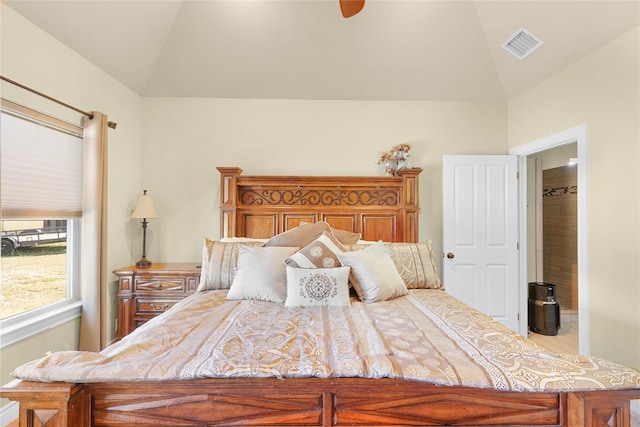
509 124 589 354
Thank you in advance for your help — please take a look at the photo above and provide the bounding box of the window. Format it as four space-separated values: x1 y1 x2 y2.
0 100 83 346
1 219 79 318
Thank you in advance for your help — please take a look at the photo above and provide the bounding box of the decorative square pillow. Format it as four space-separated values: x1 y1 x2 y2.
336 241 408 302
343 240 443 290
264 221 361 248
284 231 345 268
226 246 298 303
197 238 264 291
285 266 351 307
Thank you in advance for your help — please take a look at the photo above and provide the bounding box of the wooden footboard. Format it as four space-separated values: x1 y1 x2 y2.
3 378 639 426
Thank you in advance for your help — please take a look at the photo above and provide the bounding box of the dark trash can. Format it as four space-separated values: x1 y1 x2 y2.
528 282 560 336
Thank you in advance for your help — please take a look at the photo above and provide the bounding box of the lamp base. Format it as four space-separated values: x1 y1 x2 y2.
136 257 152 268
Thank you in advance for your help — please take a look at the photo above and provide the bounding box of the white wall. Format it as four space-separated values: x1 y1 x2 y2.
140 98 508 267
0 5 143 400
509 26 640 369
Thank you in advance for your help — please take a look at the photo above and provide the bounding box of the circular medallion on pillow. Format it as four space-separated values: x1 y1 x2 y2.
285 266 351 307
304 272 338 301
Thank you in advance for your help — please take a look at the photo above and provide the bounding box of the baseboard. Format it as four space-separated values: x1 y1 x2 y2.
0 401 18 427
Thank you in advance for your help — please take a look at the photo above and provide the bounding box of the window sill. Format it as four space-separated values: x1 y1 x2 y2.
0 300 82 348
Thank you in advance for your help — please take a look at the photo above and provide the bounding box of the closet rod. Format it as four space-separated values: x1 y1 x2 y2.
1 75 118 129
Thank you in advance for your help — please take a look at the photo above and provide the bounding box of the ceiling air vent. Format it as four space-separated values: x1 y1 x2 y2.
502 28 543 60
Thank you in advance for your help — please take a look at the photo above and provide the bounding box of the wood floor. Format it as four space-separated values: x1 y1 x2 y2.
528 309 579 354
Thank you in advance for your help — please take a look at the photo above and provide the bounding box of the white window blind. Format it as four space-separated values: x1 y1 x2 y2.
1 106 84 218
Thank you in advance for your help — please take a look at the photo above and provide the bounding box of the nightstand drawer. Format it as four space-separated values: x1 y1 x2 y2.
134 276 187 293
134 317 152 330
114 263 201 339
136 297 182 314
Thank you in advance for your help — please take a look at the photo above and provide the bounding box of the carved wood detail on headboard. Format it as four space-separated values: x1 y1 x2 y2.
217 166 422 243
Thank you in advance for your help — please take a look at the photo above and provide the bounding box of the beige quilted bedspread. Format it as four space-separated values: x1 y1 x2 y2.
13 289 640 392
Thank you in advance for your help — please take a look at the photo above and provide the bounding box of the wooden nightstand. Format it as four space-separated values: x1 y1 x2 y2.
113 263 201 339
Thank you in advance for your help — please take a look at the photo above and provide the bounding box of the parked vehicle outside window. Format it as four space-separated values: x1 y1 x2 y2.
1 219 71 320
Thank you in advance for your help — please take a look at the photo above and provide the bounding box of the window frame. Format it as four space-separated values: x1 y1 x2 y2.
0 218 82 348
0 100 84 348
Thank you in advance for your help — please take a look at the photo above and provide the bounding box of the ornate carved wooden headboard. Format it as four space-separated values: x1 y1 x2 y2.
217 166 422 242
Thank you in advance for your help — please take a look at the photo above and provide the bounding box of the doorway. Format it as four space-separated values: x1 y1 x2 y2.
528 145 579 354
510 124 589 355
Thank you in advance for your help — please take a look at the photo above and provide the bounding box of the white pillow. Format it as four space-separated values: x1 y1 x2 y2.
337 240 408 302
285 266 351 307
227 246 298 303
220 237 268 243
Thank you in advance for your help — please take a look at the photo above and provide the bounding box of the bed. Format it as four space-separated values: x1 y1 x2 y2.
2 166 640 427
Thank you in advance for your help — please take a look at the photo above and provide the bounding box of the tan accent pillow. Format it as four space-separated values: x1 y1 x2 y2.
264 221 361 248
284 231 345 268
330 227 361 245
345 241 443 290
226 246 299 303
285 266 351 307
264 221 330 248
197 238 264 291
336 241 408 302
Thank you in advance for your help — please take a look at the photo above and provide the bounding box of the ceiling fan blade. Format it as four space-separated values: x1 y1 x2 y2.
339 0 365 18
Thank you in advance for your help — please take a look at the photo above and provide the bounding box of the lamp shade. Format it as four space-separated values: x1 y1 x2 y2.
131 190 158 219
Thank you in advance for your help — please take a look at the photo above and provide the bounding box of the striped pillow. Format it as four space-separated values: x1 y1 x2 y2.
197 238 264 291
344 241 443 290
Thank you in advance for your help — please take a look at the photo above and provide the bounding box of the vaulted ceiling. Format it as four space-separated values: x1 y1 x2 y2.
6 0 639 101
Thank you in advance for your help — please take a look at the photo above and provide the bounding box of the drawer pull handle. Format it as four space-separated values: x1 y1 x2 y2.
150 303 170 311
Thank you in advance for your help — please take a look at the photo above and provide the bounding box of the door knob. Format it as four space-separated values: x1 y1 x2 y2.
446 252 455 259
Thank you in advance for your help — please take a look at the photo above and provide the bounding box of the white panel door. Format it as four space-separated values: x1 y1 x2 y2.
442 155 519 331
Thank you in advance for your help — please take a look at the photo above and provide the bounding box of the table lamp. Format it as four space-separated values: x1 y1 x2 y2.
131 190 158 267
